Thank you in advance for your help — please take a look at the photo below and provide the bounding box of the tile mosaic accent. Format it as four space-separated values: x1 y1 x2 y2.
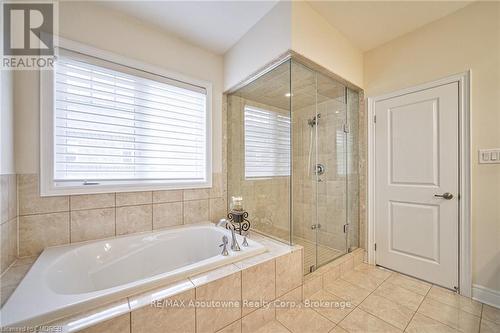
16 172 226 256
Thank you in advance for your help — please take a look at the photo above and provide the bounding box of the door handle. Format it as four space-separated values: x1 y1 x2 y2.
434 192 454 200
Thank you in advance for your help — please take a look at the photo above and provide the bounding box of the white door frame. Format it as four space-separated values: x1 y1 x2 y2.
367 72 471 296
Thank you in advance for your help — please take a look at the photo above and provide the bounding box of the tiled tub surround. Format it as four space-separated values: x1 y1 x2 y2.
0 174 17 275
2 223 266 327
1 232 305 332
17 173 227 257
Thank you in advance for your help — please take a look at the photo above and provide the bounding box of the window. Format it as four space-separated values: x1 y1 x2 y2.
244 105 290 178
336 130 347 176
41 46 211 195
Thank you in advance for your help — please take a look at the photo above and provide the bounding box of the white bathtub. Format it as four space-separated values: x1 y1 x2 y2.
1 223 266 327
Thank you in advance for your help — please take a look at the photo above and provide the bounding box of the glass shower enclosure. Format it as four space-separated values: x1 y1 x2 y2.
227 58 360 274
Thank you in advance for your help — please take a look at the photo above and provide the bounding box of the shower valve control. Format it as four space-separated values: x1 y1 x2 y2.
315 164 325 176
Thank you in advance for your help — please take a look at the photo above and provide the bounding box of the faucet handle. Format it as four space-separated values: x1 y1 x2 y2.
219 235 229 256
217 218 228 227
242 231 249 247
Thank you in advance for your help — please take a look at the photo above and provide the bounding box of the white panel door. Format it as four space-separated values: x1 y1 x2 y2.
375 82 459 289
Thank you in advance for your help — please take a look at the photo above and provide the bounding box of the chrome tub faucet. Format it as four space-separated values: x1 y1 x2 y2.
217 219 241 251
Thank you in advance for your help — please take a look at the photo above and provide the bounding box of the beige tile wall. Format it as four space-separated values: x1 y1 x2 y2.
227 95 291 242
17 173 227 257
0 174 17 274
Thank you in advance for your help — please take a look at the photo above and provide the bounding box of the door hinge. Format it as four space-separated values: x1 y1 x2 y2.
373 115 377 123
343 123 350 133
374 243 377 251
343 224 349 233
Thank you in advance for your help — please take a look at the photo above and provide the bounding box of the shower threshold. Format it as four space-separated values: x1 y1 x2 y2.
292 236 345 275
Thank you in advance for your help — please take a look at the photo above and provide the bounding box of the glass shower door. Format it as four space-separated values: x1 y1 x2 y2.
291 60 357 274
291 61 319 274
314 73 348 267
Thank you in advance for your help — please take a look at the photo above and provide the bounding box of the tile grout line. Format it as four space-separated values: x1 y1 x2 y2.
68 196 72 243
194 286 197 333
402 282 431 332
240 261 243 333
478 303 484 333
114 193 117 236
325 266 395 332
369 272 430 311
406 285 481 333
347 271 405 332
340 267 435 332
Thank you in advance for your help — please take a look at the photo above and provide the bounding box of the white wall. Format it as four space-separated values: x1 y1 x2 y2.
223 1 364 92
364 2 500 293
223 1 291 91
291 1 364 88
14 1 224 174
1 69 15 175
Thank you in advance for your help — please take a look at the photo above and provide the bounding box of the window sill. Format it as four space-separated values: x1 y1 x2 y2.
40 180 212 197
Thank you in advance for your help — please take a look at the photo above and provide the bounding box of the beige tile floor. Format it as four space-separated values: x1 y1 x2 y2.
261 263 500 333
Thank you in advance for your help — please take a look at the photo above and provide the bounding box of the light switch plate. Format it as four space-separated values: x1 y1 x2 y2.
479 149 500 164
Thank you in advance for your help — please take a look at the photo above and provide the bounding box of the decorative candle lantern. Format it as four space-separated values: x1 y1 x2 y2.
227 196 250 235
230 196 244 211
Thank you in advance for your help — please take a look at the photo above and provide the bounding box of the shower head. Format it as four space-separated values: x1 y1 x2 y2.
307 114 321 127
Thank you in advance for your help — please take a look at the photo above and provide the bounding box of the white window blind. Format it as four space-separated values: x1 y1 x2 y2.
244 106 290 178
54 50 208 184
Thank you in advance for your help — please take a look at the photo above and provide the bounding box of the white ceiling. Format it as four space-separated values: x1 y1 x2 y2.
98 1 279 54
98 1 473 55
307 0 473 51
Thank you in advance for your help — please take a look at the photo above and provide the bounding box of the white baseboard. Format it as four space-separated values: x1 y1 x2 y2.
472 284 500 308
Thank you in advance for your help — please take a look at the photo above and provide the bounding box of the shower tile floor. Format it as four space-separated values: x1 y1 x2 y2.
251 225 345 274
268 263 499 333
292 236 344 274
